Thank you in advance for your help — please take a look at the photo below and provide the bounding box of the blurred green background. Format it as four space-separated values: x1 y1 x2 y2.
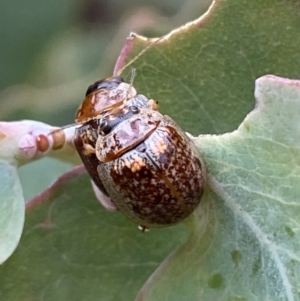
0 0 211 200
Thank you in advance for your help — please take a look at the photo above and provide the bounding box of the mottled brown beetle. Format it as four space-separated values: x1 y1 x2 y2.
74 75 206 229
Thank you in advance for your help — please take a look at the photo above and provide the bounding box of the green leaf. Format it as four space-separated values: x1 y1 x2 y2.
0 161 24 264
18 158 74 201
2 0 300 300
0 168 188 301
137 75 300 300
117 0 300 136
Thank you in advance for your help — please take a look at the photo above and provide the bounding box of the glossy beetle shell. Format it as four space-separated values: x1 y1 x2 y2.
74 77 205 228
75 77 137 124
99 111 204 227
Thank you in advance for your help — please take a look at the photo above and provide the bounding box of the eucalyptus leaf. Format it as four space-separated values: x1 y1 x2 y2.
117 0 300 136
1 0 300 300
136 75 300 300
0 168 188 301
0 161 24 264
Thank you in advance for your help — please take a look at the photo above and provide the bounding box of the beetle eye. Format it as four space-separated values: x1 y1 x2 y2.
98 119 111 136
98 119 106 127
130 106 139 114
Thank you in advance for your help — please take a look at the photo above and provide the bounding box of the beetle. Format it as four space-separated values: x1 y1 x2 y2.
74 76 205 229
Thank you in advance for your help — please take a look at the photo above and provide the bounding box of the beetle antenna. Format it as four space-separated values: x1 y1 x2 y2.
50 123 78 134
124 68 137 102
116 34 165 76
45 123 78 142
130 68 136 86
34 122 79 153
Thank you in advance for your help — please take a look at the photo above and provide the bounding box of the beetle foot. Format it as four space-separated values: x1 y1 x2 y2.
138 225 149 232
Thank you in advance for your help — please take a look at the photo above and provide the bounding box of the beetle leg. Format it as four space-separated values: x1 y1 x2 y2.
91 180 118 211
149 99 159 110
138 225 149 232
82 143 96 156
